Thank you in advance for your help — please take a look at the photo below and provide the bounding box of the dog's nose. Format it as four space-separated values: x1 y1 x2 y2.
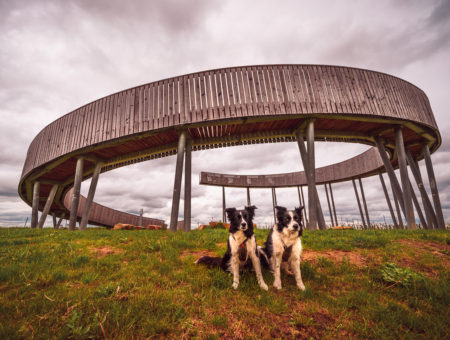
293 223 299 230
241 222 247 228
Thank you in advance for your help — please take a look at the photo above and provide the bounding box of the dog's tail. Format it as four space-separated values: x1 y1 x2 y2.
257 246 270 268
195 256 222 267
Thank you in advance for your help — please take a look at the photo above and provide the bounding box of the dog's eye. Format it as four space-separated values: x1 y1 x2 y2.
294 215 298 221
286 216 291 222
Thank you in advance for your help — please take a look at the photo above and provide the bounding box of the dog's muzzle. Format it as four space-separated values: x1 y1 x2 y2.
293 223 299 230
240 222 247 230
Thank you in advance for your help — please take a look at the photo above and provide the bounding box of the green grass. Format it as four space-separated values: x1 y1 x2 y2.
0 227 448 339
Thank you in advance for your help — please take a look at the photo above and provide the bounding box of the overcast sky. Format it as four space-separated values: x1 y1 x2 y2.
1 0 449 228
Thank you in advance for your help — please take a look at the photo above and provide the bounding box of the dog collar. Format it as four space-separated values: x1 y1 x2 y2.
232 234 249 248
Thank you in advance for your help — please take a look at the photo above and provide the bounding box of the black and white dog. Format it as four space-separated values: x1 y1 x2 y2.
196 206 268 291
258 206 306 290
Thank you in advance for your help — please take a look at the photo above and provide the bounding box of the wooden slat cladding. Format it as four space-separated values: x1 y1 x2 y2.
200 147 383 188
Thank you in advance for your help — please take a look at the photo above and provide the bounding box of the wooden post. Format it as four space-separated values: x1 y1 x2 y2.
56 216 63 229
222 186 226 223
395 127 416 229
38 184 58 229
272 187 277 224
358 178 371 228
52 214 57 229
324 184 334 227
80 162 103 231
246 187 251 206
392 189 404 229
299 185 308 224
422 144 445 229
184 137 192 232
352 178 367 229
409 180 427 229
24 217 28 228
379 172 398 228
406 150 437 229
31 181 40 229
169 131 186 232
329 183 338 227
69 157 84 230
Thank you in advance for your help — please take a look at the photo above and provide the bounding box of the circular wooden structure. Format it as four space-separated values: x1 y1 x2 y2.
19 64 441 229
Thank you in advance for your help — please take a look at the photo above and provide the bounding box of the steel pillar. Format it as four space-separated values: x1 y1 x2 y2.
31 181 40 229
69 157 84 230
184 137 192 232
352 178 367 229
406 150 437 229
422 144 445 229
329 183 338 227
169 131 186 232
379 172 398 228
395 127 416 229
37 184 58 229
324 184 335 227
246 187 251 206
80 162 103 231
358 178 371 228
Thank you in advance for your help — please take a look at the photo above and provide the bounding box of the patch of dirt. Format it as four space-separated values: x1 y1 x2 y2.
397 239 449 256
88 246 123 258
302 249 367 267
180 249 218 261
215 242 227 248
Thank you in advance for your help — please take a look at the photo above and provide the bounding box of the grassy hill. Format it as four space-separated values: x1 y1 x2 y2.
0 227 448 339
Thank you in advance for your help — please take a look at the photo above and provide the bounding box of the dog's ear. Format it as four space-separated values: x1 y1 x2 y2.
225 207 236 221
245 205 257 219
275 206 287 213
295 206 304 219
295 206 305 237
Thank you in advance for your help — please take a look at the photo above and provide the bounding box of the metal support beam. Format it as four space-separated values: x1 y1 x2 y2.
406 150 437 229
375 136 406 216
422 144 445 229
358 178 371 229
409 179 427 229
352 178 367 229
80 162 103 231
324 184 335 227
184 137 192 232
31 181 40 229
69 157 84 230
37 184 58 229
395 127 416 229
169 131 186 232
246 187 251 206
379 172 398 228
222 186 226 223
329 183 338 227
392 189 404 229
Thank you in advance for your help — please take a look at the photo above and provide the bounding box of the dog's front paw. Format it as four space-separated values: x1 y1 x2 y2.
232 281 239 290
297 282 306 291
260 282 269 291
273 281 282 290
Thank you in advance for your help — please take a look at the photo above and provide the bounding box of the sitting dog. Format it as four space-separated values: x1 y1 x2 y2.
196 206 268 291
258 206 306 290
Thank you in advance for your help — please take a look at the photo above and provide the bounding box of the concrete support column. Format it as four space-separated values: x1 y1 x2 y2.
38 184 59 229
246 187 251 206
169 131 186 232
184 137 192 232
409 180 427 229
379 172 398 228
80 162 103 231
392 189 405 229
329 183 338 226
324 184 335 227
358 178 371 228
422 144 445 229
222 186 226 223
31 181 40 229
395 127 416 229
406 150 437 229
352 178 367 229
69 157 84 230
